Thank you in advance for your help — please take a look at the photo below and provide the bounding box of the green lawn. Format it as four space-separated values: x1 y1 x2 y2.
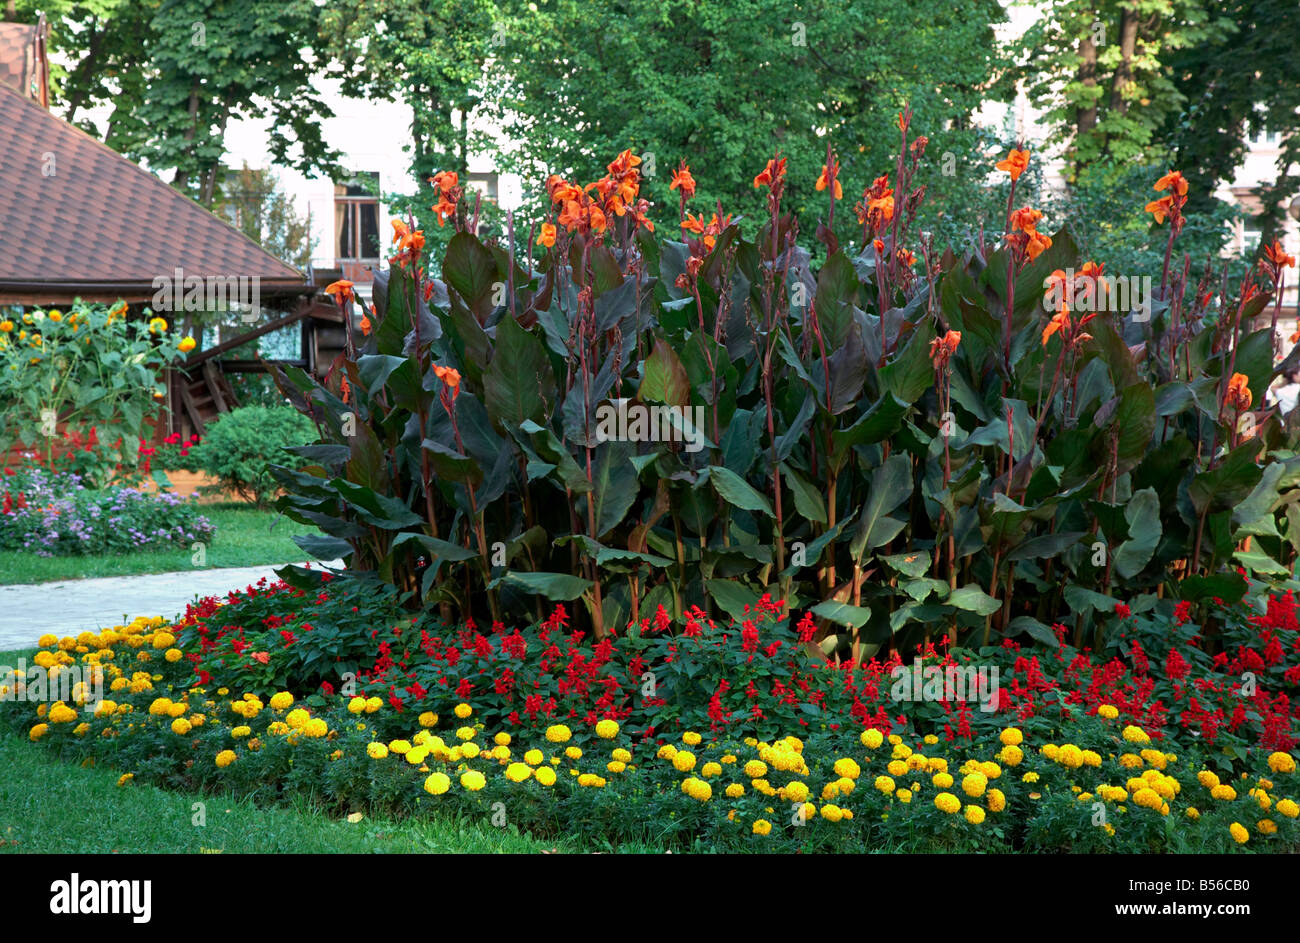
0 504 324 584
0 731 569 854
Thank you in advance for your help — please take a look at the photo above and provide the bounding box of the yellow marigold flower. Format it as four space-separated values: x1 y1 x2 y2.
784 780 810 803
927 756 949 774
820 803 845 823
461 742 481 759
962 772 988 798
1081 750 1102 767
1268 752 1297 774
892 743 913 761
117 773 134 787
1229 822 1249 844
607 760 626 773
1057 744 1084 769
29 723 49 741
388 739 411 755
752 778 775 796
364 696 382 713
933 772 954 789
565 745 582 760
347 697 366 714
896 788 912 803
524 748 544 765
505 762 532 783
419 711 439 728
612 748 632 763
1211 784 1237 801
833 757 861 780
998 745 1024 766
965 805 986 825
285 708 310 729
48 704 78 724
726 783 745 798
545 724 572 743
1041 743 1059 760
1120 753 1144 769
231 725 251 738
455 726 475 741
835 776 856 795
164 648 183 663
860 728 884 749
682 777 712 801
1276 798 1299 818
303 718 328 738
491 731 510 746
1122 725 1150 745
673 750 697 773
701 761 722 778
934 792 961 814
170 717 191 735
1185 807 1200 820
979 761 1001 780
752 819 773 836
460 770 486 791
534 766 557 786
657 743 677 760
987 788 1006 812
682 731 702 746
1258 818 1277 835
424 772 451 795
874 775 895 794
454 702 473 719
887 760 908 777
215 750 236 768
999 728 1023 747
595 719 619 739
269 692 294 710
1022 771 1039 783
1098 704 1119 719
151 632 175 650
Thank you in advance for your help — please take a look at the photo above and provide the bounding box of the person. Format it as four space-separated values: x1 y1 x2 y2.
1269 368 1300 415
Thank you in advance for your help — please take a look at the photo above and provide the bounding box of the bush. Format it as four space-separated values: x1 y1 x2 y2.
0 302 191 486
189 405 316 507
0 465 214 556
271 135 1300 659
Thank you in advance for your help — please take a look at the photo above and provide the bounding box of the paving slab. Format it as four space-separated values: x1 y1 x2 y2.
0 561 343 653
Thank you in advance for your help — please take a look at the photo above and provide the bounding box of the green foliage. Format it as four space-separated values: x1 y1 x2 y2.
269 135 1300 655
0 303 183 486
189 405 317 507
213 164 314 270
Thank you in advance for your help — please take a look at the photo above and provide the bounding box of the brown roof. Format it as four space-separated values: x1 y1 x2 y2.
0 22 35 97
0 81 308 301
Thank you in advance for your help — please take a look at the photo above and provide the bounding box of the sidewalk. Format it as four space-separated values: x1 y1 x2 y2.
0 561 343 652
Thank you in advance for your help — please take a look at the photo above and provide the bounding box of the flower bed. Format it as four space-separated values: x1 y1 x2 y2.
0 466 214 556
1 572 1296 852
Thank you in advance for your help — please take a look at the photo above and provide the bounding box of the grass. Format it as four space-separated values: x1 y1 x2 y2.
0 503 323 584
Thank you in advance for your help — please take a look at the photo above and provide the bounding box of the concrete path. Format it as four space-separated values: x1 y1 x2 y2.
0 561 343 652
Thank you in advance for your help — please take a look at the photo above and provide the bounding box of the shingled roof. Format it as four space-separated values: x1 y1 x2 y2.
0 79 309 305
0 21 41 102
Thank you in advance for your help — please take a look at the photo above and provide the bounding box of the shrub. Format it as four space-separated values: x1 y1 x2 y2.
270 132 1300 660
0 465 214 556
189 405 316 507
0 302 191 486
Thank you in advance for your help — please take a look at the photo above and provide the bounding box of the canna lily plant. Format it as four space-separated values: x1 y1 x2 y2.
267 117 1300 665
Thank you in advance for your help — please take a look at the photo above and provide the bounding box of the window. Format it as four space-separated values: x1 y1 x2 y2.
464 171 499 204
1243 215 1265 254
335 173 380 262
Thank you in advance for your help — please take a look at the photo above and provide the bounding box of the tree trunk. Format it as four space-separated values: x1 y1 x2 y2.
200 105 231 207
1109 9 1139 116
64 19 105 124
3 2 16 22
1075 34 1098 140
172 78 202 191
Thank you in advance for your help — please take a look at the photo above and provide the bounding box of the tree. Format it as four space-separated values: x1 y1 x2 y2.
1017 0 1231 181
24 0 341 207
214 164 314 271
482 0 1007 245
1159 0 1300 240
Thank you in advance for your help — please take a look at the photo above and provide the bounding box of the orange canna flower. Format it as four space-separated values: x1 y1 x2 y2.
324 279 355 306
538 222 557 248
1008 207 1043 233
433 364 462 401
391 219 411 245
753 155 787 190
1145 196 1175 225
1225 372 1252 411
996 148 1031 181
1025 229 1052 261
178 336 197 353
1154 170 1188 196
929 330 961 367
669 162 696 198
816 158 843 200
340 375 351 404
1042 305 1070 346
607 150 641 177
1264 239 1296 269
432 170 459 192
359 314 372 336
